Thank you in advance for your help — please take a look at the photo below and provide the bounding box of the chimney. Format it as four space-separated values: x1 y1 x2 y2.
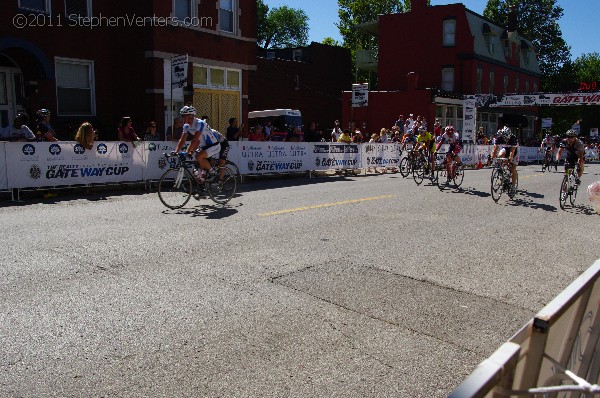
411 0 427 13
508 4 517 32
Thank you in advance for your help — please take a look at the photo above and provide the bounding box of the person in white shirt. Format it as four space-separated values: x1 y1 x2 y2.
331 120 342 142
0 113 35 142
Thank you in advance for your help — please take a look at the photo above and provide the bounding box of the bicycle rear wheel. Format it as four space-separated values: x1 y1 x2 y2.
158 167 193 209
453 164 465 188
436 167 450 191
559 174 569 210
399 157 411 178
206 166 237 205
491 169 503 202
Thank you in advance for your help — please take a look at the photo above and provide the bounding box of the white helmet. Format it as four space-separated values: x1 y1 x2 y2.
180 105 197 115
502 126 511 137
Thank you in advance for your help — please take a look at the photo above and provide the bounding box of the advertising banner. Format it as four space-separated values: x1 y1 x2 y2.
312 143 361 170
361 143 401 169
0 143 7 190
5 142 144 189
236 142 311 174
142 141 179 181
542 118 553 129
351 83 369 107
171 54 188 88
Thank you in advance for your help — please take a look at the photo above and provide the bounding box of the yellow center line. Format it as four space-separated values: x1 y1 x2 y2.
259 195 396 216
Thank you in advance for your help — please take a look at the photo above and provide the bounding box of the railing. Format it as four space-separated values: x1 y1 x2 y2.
449 259 600 397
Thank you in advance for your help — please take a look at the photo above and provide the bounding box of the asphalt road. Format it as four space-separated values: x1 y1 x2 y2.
1 163 599 397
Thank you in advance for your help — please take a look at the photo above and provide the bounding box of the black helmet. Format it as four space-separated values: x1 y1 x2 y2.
565 129 578 137
36 108 51 118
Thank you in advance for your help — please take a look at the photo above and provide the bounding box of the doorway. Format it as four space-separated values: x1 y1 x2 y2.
0 66 26 128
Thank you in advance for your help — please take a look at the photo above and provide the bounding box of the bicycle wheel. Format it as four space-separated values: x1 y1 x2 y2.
490 169 503 202
399 157 411 178
436 167 450 191
559 174 569 210
206 166 237 205
158 167 193 209
413 158 425 185
225 159 241 181
453 164 465 188
569 176 577 206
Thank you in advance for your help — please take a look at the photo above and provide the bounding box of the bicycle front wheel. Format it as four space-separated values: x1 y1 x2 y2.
453 164 465 188
570 177 577 206
436 167 449 191
559 174 569 210
206 166 237 205
491 169 503 202
158 167 193 209
413 159 425 185
399 157 411 178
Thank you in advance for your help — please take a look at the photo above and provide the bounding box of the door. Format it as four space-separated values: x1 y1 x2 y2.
0 67 25 128
193 88 241 134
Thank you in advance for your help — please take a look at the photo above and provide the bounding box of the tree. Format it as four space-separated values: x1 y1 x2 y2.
483 0 571 88
322 37 340 47
256 0 309 49
337 0 408 86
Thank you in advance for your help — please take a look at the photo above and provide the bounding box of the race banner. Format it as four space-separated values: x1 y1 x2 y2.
361 143 401 169
312 143 361 170
463 97 477 142
142 141 179 180
0 143 7 190
467 92 600 108
236 141 310 174
5 142 144 189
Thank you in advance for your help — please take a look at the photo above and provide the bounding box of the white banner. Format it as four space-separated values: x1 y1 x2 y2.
0 143 7 190
352 83 369 107
467 92 600 108
463 97 477 142
361 143 401 169
236 142 310 174
5 142 144 189
542 118 552 129
142 141 179 180
171 54 188 88
312 143 361 170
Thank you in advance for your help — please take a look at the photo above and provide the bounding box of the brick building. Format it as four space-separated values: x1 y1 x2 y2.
251 42 352 135
0 0 257 139
342 0 541 142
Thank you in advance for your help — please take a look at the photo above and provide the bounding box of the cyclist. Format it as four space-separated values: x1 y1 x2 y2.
436 125 463 179
35 109 59 142
490 126 518 190
556 129 585 185
540 133 556 167
415 126 436 176
400 126 417 151
174 105 229 182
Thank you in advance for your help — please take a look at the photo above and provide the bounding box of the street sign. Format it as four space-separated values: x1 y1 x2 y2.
352 83 369 107
171 54 188 88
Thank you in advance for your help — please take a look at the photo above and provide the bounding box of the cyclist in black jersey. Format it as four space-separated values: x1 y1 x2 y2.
557 129 585 185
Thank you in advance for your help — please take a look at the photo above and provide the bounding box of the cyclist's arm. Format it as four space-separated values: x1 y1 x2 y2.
556 147 563 162
508 146 516 162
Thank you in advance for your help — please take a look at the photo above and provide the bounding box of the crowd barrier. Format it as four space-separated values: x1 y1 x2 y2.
449 258 600 397
0 141 598 191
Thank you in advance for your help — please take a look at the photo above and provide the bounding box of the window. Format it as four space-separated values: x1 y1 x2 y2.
489 71 495 94
515 77 519 93
476 66 482 94
55 58 95 115
525 80 529 93
293 49 302 62
533 81 538 92
220 0 235 33
210 68 225 87
443 19 456 46
441 67 454 92
226 70 240 89
503 75 509 94
13 74 25 106
193 66 208 85
523 49 530 66
19 0 50 13
65 0 91 17
504 41 512 60
174 0 195 20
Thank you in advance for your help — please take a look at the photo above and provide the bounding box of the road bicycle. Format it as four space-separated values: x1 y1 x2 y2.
490 158 518 202
559 162 580 210
436 153 465 191
413 149 438 186
157 152 237 209
399 149 418 178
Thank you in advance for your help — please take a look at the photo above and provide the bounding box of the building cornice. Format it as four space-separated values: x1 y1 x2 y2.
146 51 257 71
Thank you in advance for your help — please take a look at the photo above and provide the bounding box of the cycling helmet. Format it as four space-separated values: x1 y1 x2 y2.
180 105 197 115
36 108 51 118
502 126 512 137
444 126 454 134
565 129 578 137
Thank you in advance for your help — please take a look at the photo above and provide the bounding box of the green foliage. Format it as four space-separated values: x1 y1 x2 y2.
322 37 340 47
573 53 600 82
257 1 309 49
483 0 571 84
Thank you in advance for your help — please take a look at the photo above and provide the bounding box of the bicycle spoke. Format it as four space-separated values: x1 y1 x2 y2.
158 168 193 209
207 166 237 205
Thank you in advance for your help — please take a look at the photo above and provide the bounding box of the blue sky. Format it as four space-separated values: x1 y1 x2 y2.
262 0 598 60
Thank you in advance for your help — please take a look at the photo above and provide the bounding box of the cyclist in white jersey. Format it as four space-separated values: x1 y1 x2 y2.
175 106 229 180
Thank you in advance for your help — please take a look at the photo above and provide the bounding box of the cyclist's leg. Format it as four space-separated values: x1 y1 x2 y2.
195 150 211 172
511 161 518 186
218 142 230 180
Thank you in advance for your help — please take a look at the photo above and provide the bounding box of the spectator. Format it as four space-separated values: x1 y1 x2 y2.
331 120 342 142
226 117 242 141
0 113 35 142
35 108 59 141
75 122 96 150
117 116 140 143
433 119 442 137
166 117 183 141
395 114 404 129
407 114 415 130
416 115 427 130
286 126 301 142
249 125 265 141
304 121 319 142
476 127 489 145
338 129 352 143
264 120 272 139
391 126 402 142
369 133 380 143
143 121 160 141
379 128 389 143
